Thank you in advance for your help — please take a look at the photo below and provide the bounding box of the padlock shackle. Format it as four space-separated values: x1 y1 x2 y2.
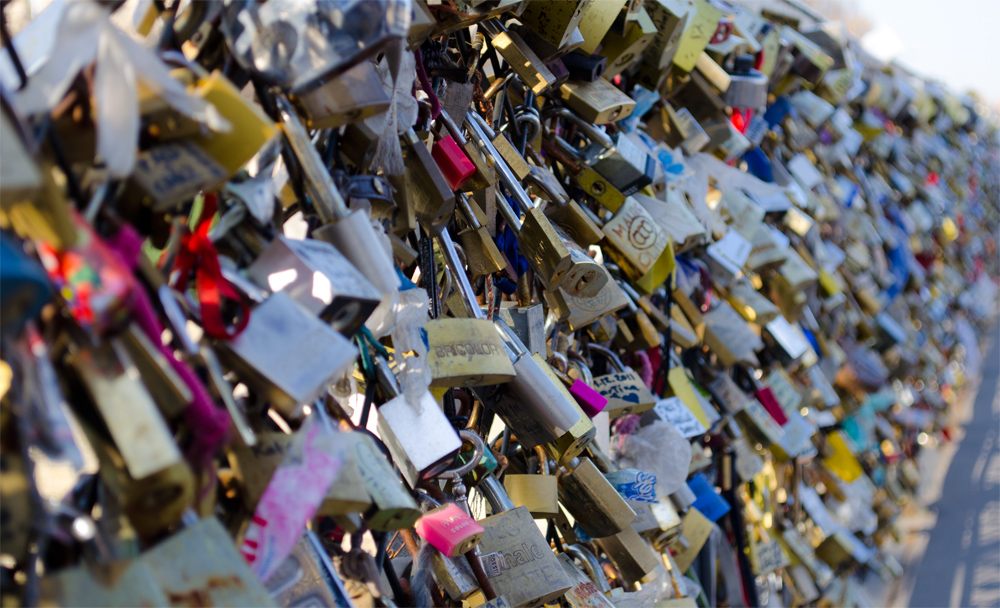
275 97 350 222
542 107 615 152
478 475 516 513
436 430 484 481
564 544 611 593
523 166 570 207
456 192 483 230
588 344 626 373
533 445 550 476
466 111 536 215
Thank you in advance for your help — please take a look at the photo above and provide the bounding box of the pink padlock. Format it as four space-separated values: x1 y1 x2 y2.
431 135 476 191
414 502 484 557
567 378 608 418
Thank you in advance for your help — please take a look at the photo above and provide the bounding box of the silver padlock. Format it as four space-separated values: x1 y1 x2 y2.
724 54 769 111
247 236 381 336
214 291 358 419
372 356 463 489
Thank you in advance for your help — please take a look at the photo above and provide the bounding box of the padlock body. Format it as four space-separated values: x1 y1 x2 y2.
426 318 516 387
558 458 636 538
376 390 463 489
505 474 560 518
415 502 485 557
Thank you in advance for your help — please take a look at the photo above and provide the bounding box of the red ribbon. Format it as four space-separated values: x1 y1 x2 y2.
173 193 250 340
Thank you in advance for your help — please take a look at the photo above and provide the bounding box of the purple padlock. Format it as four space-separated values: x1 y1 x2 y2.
567 377 608 418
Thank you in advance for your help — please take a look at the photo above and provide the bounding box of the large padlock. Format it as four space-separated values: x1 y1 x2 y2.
504 446 560 518
558 457 636 538
371 356 463 489
486 321 595 466
246 236 381 337
425 318 516 387
475 476 574 607
587 345 657 418
544 264 630 331
596 525 661 587
291 60 390 130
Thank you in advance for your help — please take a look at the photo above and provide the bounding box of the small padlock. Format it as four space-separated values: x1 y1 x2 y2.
456 193 508 276
558 456 637 538
266 531 354 607
549 356 608 418
544 264 629 331
588 344 657 418
724 54 769 111
517 0 592 51
600 197 676 294
497 301 547 357
599 6 657 79
480 19 559 96
558 77 636 124
415 502 485 558
596 525 661 587
504 446 561 519
350 430 422 532
403 128 458 236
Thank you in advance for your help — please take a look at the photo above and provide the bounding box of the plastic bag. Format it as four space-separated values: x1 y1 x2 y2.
612 420 692 498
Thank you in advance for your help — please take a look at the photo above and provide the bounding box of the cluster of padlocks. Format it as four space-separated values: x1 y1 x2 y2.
1 0 998 606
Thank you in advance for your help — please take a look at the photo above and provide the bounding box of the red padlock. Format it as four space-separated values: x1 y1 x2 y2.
432 135 476 191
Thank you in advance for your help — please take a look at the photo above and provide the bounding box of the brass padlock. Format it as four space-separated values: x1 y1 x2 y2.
558 552 617 608
403 128 458 235
475 476 574 607
426 318 516 387
456 192 507 276
70 340 194 539
352 431 422 532
486 321 595 466
497 301 547 357
589 344 657 418
525 166 605 247
504 446 560 518
599 6 658 79
601 197 676 294
266 531 354 606
641 0 689 74
558 457 636 538
558 77 636 124
596 525 660 587
518 0 593 51
480 19 559 96
544 265 629 331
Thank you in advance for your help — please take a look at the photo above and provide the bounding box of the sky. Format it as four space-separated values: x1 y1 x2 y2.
854 0 1000 103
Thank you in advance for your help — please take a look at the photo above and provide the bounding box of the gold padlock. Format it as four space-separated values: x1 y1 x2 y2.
558 457 636 538
600 6 658 79
292 61 390 130
518 0 593 51
601 197 676 294
426 318 517 387
589 345 657 418
559 78 636 124
504 446 560 518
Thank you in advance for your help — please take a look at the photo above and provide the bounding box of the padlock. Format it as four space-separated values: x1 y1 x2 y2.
517 0 592 51
486 321 595 466
588 345 657 418
143 517 275 605
525 165 605 247
415 502 485 558
562 51 608 82
475 476 574 607
402 128 458 236
504 445 561 518
600 197 675 294
266 531 354 607
291 60 390 130
599 6 658 79
558 457 636 538
480 19 559 96
246 236 381 336
557 552 617 608
70 340 195 539
425 318 516 387
641 0 689 73
215 292 358 419
596 525 661 587
456 192 507 276
371 356 463 489
277 97 400 297
558 77 636 124
432 135 477 192
544 267 629 331
671 0 723 73
724 54 768 111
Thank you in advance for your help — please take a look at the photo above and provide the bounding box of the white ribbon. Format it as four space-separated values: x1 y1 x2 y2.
15 0 229 178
